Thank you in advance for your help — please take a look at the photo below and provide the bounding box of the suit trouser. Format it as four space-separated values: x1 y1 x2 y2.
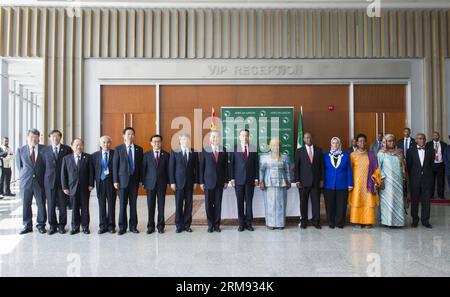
410 183 431 225
22 180 46 229
447 176 450 196
175 186 193 230
431 163 445 198
46 185 67 229
71 189 90 230
118 178 138 231
323 189 348 227
0 167 12 194
97 177 117 230
146 185 167 231
235 184 255 227
299 186 321 225
205 186 224 229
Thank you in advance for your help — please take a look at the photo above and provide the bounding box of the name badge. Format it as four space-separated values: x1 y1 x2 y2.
104 168 109 176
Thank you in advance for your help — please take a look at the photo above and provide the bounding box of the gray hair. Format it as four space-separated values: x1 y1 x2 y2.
178 132 191 140
99 135 112 143
27 128 40 136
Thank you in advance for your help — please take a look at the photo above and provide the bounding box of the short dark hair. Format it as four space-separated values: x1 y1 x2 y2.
48 129 62 138
71 138 84 145
150 134 163 142
3 137 8 140
356 133 367 141
123 127 135 135
404 127 411 132
239 128 250 135
27 128 40 136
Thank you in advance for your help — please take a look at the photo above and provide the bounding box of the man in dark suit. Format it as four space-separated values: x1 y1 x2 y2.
92 136 117 234
16 129 47 234
42 129 73 235
444 135 450 196
425 131 447 199
346 138 357 154
0 137 15 197
142 134 170 234
169 133 199 233
230 129 259 232
397 127 416 158
200 130 229 233
370 133 384 155
113 127 144 235
295 132 324 229
406 133 434 228
61 138 94 234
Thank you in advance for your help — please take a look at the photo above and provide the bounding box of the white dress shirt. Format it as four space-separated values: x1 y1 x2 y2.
181 147 190 162
433 141 443 163
417 146 425 167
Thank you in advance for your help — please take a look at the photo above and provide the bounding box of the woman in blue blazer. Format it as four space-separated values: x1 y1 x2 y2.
323 137 354 229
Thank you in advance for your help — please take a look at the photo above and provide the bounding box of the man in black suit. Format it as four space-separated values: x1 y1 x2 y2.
346 138 357 154
113 127 144 235
92 136 117 234
61 138 94 235
200 130 229 233
169 133 199 233
230 129 259 232
42 129 73 235
406 133 434 228
397 127 416 158
142 134 170 234
425 131 447 199
16 129 47 234
0 137 15 198
295 132 324 229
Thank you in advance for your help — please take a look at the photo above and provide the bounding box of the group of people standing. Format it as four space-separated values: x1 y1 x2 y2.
11 125 450 236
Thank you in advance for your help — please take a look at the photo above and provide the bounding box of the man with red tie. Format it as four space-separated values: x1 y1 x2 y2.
16 129 47 234
199 130 229 233
426 131 447 199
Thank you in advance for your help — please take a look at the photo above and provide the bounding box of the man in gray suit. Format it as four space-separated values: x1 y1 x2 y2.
370 133 384 155
16 128 47 234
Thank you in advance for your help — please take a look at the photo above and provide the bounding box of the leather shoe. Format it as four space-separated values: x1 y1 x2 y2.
423 223 433 229
130 229 139 234
6 193 15 197
98 229 107 234
58 227 66 234
315 224 322 230
207 228 213 233
83 229 90 234
238 226 245 232
329 225 335 229
412 222 419 228
158 229 164 234
185 227 192 233
176 228 183 233
147 229 155 234
247 225 254 232
19 228 32 235
300 224 307 229
38 227 47 234
215 227 221 233
70 229 80 235
109 228 116 234
118 229 126 235
48 229 57 235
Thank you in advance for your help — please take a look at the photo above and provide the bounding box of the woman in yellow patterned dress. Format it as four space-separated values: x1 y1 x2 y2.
348 133 383 228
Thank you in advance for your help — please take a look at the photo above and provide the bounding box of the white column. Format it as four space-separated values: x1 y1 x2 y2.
0 59 9 138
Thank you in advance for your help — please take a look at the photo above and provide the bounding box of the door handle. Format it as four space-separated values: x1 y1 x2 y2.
130 113 134 128
123 113 127 129
382 113 386 135
375 112 379 139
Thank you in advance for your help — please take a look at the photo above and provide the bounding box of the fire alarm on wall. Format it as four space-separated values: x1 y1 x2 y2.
328 105 335 111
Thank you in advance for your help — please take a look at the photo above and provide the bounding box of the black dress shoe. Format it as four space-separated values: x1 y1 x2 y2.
238 226 245 232
158 229 164 234
247 225 254 231
423 223 433 229
118 229 126 235
83 229 90 234
337 226 344 229
6 193 15 197
412 222 419 228
207 228 213 233
38 228 47 234
329 225 335 229
19 228 32 235
300 224 307 229
147 229 155 234
70 229 80 235
215 227 221 233
185 227 192 233
48 229 57 235
315 224 322 230
130 229 139 234
98 229 107 234
109 228 116 234
0 195 4 200
176 228 183 233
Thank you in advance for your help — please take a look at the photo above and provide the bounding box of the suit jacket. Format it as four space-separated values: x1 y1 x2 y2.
199 146 229 190
142 150 170 191
0 146 7 168
425 140 447 163
42 144 73 190
61 153 94 195
16 144 46 189
370 140 383 155
230 144 259 186
92 149 115 189
169 148 199 189
397 137 416 155
294 145 325 188
112 143 144 189
323 152 353 190
406 145 434 190
444 145 450 176
346 147 357 155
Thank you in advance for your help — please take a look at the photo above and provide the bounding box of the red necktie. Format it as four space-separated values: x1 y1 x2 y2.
30 146 36 166
155 151 159 164
214 149 218 162
434 143 438 161
244 145 248 160
308 146 313 163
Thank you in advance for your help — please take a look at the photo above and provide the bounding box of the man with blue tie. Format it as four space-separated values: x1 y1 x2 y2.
230 129 259 232
169 133 199 233
200 130 229 233
113 127 144 235
61 138 95 234
370 133 384 155
42 129 73 235
142 134 170 234
397 127 416 157
16 129 47 234
92 136 117 234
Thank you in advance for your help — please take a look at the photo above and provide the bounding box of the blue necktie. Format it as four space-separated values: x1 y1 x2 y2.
101 152 108 180
53 147 58 159
128 146 134 175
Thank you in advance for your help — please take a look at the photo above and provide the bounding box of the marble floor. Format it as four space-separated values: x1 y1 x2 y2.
0 193 450 277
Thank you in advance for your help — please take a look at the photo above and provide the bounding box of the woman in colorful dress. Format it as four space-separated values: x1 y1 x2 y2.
377 134 406 227
259 138 291 229
348 133 383 228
